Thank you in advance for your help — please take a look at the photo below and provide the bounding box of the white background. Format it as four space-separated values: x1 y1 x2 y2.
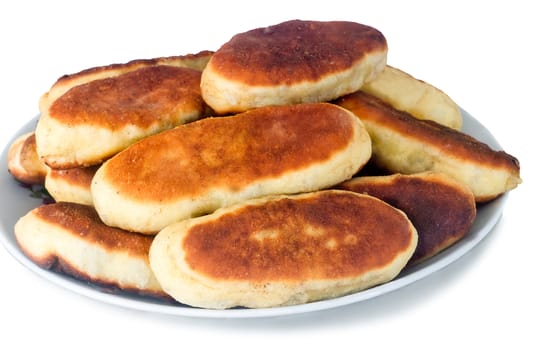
0 1 535 349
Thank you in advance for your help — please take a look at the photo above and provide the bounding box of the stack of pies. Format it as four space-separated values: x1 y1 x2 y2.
8 20 521 309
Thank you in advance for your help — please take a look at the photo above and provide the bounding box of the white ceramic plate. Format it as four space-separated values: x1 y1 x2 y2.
0 110 508 318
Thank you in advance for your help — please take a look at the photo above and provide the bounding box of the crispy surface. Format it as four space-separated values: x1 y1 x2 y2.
49 66 204 130
44 51 213 102
201 20 387 113
14 202 167 299
149 190 417 308
45 165 98 205
92 103 371 233
101 104 355 199
338 172 476 264
335 91 521 201
183 192 412 280
361 65 463 130
33 203 150 255
7 132 47 185
210 20 386 85
36 54 211 169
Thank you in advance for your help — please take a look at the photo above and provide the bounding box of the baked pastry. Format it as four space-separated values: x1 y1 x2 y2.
149 190 417 309
7 132 47 185
14 202 167 299
361 65 462 129
45 165 98 206
334 91 521 201
91 103 371 233
338 172 476 264
201 20 387 114
36 52 213 169
42 51 212 103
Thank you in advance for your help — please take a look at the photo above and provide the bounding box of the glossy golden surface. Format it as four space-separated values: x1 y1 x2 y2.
209 20 387 85
182 191 414 281
101 103 356 201
49 66 204 130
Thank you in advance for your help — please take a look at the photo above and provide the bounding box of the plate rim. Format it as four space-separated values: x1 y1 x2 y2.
0 109 508 318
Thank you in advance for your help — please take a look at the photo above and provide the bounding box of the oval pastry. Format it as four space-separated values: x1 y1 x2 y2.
361 65 463 130
14 202 167 299
45 165 99 206
149 190 417 309
42 51 213 103
335 91 521 201
91 103 371 233
338 172 476 264
201 20 387 114
36 53 212 169
7 132 47 185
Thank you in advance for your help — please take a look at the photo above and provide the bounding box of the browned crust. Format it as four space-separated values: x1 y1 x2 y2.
182 191 414 281
335 91 520 172
32 202 152 256
48 165 99 189
7 132 47 185
209 20 387 85
53 50 214 87
338 173 477 264
16 202 171 299
102 103 356 201
49 66 205 130
23 250 171 301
